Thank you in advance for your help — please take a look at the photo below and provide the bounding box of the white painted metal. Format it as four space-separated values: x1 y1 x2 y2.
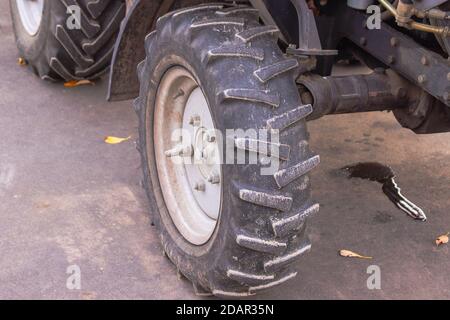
16 0 44 36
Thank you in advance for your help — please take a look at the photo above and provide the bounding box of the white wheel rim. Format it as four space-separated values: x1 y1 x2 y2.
16 0 44 36
153 67 222 245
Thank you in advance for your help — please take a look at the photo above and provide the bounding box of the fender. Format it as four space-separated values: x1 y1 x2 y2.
107 0 171 101
107 0 311 101
107 0 219 101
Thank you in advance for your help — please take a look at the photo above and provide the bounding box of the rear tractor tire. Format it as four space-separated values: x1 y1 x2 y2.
135 4 320 297
10 0 125 81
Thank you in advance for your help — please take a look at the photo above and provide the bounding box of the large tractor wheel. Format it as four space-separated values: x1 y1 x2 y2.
135 4 320 297
9 0 125 81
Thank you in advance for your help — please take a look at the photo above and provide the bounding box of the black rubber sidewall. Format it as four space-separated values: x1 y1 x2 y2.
9 0 51 62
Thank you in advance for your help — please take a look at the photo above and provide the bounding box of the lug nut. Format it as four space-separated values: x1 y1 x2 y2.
390 37 399 47
387 55 395 64
418 74 427 84
165 144 193 157
189 115 201 126
194 182 206 192
207 172 220 184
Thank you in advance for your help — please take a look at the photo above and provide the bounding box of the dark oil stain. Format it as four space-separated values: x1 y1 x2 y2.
341 162 427 221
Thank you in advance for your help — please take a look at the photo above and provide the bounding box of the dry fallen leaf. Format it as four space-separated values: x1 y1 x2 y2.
64 79 94 88
104 136 131 144
18 57 27 66
339 249 372 260
436 233 449 246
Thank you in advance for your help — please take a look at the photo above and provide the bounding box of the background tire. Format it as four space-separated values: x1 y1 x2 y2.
9 0 125 81
136 4 320 297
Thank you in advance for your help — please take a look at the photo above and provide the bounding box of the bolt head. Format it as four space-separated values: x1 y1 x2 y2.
360 37 367 46
207 173 220 184
390 37 399 47
418 74 427 84
194 182 206 192
421 56 429 66
189 115 201 126
387 55 395 64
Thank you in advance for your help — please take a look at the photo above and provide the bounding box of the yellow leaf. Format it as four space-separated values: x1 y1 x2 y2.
64 79 94 88
18 57 27 66
436 233 449 246
104 136 131 144
339 249 372 260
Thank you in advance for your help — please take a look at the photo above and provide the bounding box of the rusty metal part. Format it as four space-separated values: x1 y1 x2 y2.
297 69 410 119
393 90 450 133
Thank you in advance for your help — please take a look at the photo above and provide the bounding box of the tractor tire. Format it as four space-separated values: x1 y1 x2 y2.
9 0 125 81
135 4 320 297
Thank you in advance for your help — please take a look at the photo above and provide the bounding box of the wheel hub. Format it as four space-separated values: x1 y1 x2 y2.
153 67 222 245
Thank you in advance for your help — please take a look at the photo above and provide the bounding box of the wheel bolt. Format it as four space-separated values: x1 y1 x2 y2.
207 172 220 184
189 115 201 126
194 182 206 192
165 144 193 157
206 133 216 143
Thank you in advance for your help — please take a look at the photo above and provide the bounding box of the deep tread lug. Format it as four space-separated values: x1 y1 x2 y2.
218 89 280 107
207 45 264 63
249 272 297 293
266 104 313 131
216 6 259 17
171 4 225 18
236 234 287 255
190 17 245 29
86 0 111 19
235 137 290 160
264 243 312 273
274 155 320 188
212 290 255 298
271 203 320 237
55 25 94 68
236 25 280 43
238 188 292 212
254 59 299 83
227 269 275 286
